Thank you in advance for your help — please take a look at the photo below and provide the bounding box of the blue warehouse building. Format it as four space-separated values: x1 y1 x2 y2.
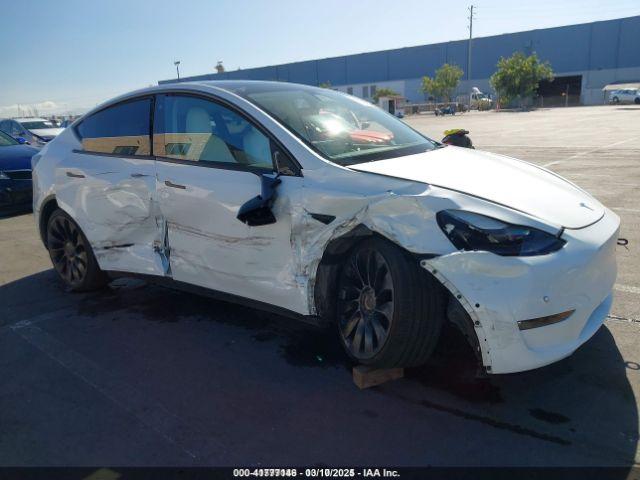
160 15 640 106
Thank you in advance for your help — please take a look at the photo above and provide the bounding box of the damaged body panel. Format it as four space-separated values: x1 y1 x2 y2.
421 209 619 373
53 150 167 276
155 160 308 313
32 80 621 373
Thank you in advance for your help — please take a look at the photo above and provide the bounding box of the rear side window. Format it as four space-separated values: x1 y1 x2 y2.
76 98 151 156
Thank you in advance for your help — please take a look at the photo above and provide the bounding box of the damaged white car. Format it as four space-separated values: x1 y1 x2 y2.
32 81 620 374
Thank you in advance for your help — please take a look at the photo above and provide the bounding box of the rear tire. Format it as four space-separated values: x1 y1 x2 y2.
336 237 445 368
635 98 640 105
46 209 108 291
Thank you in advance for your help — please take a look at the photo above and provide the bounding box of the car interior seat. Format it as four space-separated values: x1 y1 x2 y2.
185 107 236 163
242 127 272 169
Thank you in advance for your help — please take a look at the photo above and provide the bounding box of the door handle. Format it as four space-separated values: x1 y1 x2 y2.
164 180 186 189
66 171 85 178
130 173 150 178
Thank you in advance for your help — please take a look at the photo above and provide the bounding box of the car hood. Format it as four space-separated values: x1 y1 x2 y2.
0 144 38 171
350 146 604 229
30 128 64 139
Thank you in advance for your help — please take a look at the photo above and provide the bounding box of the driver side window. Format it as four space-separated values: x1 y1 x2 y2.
154 95 274 172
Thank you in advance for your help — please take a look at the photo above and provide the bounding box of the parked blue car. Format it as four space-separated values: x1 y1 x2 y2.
0 130 38 212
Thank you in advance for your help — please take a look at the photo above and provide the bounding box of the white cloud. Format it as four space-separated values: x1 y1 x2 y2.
0 100 69 117
37 100 59 110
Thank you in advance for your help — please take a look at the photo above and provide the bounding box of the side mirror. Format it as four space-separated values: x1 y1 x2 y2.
360 121 370 129
236 173 281 227
16 137 27 144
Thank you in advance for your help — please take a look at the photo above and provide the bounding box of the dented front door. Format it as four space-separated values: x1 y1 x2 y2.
155 161 307 313
152 92 307 313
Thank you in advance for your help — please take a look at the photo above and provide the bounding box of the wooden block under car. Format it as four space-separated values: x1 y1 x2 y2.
352 365 404 389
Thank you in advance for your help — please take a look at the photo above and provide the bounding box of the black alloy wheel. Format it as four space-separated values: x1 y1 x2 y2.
48 214 89 286
335 237 446 368
337 247 394 360
46 209 107 291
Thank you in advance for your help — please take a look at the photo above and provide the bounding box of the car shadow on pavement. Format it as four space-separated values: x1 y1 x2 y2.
398 323 639 466
0 271 637 468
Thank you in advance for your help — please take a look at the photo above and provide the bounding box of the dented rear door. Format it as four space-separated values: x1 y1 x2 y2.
55 97 166 275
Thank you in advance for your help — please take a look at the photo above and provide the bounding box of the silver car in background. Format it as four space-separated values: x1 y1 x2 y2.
610 89 640 104
0 117 64 147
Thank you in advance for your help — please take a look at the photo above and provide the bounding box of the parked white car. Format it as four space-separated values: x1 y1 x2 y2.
32 81 620 374
610 89 640 104
0 117 64 147
470 87 493 110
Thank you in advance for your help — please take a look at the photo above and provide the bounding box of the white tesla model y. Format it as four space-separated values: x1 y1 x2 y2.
32 81 620 374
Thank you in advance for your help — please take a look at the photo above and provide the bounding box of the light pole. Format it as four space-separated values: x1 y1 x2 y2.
174 60 181 80
467 5 475 109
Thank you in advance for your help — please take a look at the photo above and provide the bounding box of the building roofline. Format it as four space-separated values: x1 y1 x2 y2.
160 15 640 84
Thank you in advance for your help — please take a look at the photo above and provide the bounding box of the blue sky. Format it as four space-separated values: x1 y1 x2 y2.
1 0 639 116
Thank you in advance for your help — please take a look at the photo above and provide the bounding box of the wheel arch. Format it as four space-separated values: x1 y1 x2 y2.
38 196 60 246
312 224 438 322
313 224 373 324
312 224 486 369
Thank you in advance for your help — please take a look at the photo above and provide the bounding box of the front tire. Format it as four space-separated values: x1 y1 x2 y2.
336 238 445 368
46 209 108 291
612 96 619 104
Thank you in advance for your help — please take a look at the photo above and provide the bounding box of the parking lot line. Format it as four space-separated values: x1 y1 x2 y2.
543 137 640 168
615 284 640 295
10 322 235 463
612 207 640 214
0 309 70 337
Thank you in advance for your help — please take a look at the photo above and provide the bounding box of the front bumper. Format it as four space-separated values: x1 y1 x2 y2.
423 208 620 374
0 180 33 210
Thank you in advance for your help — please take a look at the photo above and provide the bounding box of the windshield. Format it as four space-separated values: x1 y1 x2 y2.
20 121 54 130
228 83 437 165
0 130 19 146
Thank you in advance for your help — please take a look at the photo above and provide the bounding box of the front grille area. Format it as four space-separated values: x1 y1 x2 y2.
3 170 32 180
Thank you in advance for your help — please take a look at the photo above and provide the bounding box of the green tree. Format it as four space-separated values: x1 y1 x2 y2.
319 81 332 89
421 64 464 102
372 87 400 103
490 52 553 108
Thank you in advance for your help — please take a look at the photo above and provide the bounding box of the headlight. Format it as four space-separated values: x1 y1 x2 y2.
0 171 9 180
436 210 565 256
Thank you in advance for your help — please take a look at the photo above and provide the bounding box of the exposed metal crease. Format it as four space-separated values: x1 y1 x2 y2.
97 243 135 250
168 221 274 246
